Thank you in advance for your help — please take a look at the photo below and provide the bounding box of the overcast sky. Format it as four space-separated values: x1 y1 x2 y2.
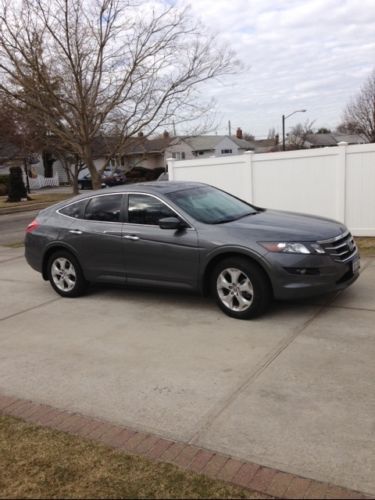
175 0 375 138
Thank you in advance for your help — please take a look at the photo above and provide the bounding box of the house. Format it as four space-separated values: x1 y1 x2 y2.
165 128 255 162
304 133 366 148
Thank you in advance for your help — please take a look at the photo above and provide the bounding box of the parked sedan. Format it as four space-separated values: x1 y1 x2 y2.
25 182 360 319
78 170 127 190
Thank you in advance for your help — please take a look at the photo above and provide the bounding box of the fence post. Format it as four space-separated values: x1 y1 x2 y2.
166 158 176 181
337 142 347 223
243 150 254 204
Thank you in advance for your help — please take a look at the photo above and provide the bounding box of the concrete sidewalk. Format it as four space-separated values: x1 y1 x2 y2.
0 247 374 496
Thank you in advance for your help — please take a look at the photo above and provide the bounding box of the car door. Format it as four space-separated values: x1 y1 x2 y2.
123 193 200 289
61 193 125 283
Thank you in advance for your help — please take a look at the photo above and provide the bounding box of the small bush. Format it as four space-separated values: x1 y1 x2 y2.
0 174 9 196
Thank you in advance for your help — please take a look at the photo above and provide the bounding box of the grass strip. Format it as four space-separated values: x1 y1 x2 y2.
0 415 265 499
0 193 73 210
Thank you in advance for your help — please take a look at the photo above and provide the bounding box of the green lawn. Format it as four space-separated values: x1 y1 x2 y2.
0 415 265 499
0 192 73 210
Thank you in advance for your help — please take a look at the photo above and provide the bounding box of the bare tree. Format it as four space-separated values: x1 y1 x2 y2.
0 0 237 189
343 70 375 142
287 120 315 149
243 132 255 141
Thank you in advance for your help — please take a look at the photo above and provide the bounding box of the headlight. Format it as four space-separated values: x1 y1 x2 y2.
260 242 311 254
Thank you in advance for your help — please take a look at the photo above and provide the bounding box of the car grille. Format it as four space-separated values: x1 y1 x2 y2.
318 231 357 263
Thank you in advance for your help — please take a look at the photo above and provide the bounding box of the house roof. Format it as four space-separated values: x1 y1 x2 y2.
0 141 22 162
174 135 254 152
305 133 366 147
91 135 172 158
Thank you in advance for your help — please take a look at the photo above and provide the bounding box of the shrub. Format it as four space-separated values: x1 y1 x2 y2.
7 166 27 202
0 174 9 196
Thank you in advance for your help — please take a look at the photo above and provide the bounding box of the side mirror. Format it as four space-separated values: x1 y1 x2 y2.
159 217 184 230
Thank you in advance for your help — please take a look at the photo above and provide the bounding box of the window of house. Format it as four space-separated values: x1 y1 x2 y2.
128 194 176 225
59 199 88 219
171 152 186 160
84 194 122 222
221 149 232 154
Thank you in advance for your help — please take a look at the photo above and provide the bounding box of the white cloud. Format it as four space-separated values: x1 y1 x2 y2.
173 0 375 137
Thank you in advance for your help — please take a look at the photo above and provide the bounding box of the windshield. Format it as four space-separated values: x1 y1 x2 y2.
166 186 257 224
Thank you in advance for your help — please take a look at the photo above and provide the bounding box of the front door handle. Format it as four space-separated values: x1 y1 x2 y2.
69 229 83 235
123 234 139 241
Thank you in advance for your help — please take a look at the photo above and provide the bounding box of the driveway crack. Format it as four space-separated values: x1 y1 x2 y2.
188 297 338 445
0 297 61 323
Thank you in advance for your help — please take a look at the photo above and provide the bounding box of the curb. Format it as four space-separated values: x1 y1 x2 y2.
0 393 370 499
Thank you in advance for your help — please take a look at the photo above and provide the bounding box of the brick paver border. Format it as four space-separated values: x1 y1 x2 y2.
0 393 370 499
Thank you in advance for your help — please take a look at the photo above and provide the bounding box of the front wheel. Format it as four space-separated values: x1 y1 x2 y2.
211 257 271 319
47 250 87 298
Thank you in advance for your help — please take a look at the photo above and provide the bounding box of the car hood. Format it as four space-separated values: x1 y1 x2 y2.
224 209 347 241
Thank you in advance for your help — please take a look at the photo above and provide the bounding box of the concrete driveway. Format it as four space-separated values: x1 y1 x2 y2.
1 246 374 496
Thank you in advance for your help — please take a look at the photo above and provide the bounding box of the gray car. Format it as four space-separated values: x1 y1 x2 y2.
25 181 360 319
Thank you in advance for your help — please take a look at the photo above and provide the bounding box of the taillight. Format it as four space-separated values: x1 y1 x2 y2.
26 219 40 233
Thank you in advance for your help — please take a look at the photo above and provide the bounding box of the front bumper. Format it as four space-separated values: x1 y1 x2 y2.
266 250 360 300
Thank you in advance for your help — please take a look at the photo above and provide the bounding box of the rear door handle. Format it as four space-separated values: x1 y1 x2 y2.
123 234 139 241
69 229 83 235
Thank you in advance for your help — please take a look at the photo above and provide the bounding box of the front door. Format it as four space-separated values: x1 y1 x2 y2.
123 193 199 290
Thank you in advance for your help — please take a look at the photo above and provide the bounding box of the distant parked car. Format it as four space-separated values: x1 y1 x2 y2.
25 181 360 320
78 170 127 190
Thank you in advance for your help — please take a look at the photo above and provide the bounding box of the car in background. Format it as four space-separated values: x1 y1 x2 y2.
78 169 127 190
25 181 360 320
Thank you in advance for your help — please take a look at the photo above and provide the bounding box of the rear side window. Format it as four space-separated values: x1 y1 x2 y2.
59 199 87 219
84 194 122 222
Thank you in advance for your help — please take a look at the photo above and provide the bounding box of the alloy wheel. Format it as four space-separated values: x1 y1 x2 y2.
51 257 77 292
216 267 254 312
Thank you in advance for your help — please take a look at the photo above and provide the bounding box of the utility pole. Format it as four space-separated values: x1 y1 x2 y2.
228 120 231 136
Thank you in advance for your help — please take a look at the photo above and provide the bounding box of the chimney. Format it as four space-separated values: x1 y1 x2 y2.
236 127 243 139
163 130 170 138
138 131 144 137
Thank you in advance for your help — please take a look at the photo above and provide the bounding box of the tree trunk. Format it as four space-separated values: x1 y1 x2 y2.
72 162 80 195
83 145 101 190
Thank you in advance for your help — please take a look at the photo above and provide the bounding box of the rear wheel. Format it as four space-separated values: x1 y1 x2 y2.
211 257 271 319
47 250 87 298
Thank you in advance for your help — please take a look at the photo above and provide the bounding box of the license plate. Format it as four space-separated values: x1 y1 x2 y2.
352 258 360 274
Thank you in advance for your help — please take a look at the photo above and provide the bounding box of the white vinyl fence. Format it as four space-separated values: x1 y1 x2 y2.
167 142 375 236
23 173 60 190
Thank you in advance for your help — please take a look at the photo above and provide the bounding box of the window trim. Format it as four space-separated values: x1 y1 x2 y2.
57 193 125 224
125 192 194 230
57 191 194 229
57 198 90 221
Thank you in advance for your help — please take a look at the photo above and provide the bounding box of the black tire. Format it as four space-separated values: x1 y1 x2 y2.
47 250 87 298
211 257 271 319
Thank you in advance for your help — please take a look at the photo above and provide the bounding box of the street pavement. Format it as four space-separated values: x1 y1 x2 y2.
0 246 374 496
0 211 38 246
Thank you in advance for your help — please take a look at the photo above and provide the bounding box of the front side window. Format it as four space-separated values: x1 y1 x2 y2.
166 186 257 224
221 149 232 154
128 194 176 225
59 199 87 219
84 195 122 222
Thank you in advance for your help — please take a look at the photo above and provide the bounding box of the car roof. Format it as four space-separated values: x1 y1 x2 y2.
94 180 207 195
44 181 208 213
